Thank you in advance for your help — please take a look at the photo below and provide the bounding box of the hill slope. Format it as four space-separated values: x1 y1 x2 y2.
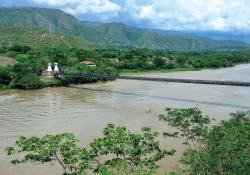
93 23 248 50
0 28 92 49
0 7 249 51
0 55 18 66
0 7 103 44
146 28 250 44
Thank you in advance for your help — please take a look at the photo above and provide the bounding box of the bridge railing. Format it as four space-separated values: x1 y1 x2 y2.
118 76 250 87
61 73 250 87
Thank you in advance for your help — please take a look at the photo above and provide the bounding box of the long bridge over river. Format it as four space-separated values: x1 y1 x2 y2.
62 73 250 87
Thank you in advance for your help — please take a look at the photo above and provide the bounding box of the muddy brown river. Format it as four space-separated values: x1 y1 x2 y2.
1 64 250 175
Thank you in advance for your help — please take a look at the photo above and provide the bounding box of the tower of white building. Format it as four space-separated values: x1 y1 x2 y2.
47 63 52 72
54 63 59 72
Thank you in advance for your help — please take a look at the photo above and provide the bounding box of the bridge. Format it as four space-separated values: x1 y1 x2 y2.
118 76 250 87
62 73 250 87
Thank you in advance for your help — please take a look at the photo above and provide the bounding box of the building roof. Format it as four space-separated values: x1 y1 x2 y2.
81 60 96 65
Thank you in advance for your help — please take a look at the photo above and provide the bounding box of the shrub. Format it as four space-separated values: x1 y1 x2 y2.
15 54 29 63
0 66 13 86
0 46 8 54
11 74 44 89
153 57 166 67
61 63 118 85
9 45 31 54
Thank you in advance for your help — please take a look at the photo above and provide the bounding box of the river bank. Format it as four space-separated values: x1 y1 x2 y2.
0 67 197 93
0 65 228 93
0 88 17 95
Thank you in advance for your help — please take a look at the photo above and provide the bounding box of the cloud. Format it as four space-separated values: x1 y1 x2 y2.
32 0 80 6
2 0 250 31
122 0 250 31
31 0 121 19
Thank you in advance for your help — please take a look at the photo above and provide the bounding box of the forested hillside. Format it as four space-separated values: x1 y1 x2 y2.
0 28 92 49
0 7 249 51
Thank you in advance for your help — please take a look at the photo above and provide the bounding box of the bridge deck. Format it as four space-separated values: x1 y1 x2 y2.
117 76 250 87
62 73 250 87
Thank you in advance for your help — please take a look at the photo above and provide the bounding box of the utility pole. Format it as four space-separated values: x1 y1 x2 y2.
49 23 52 35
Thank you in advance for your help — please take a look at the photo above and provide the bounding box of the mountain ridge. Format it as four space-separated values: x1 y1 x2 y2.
146 28 250 44
0 7 249 51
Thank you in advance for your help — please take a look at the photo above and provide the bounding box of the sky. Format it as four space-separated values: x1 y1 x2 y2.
1 0 250 32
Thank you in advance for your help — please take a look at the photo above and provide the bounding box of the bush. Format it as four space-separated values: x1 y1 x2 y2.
0 66 13 86
15 54 29 63
9 45 31 54
153 57 166 67
62 63 118 85
5 51 18 58
11 74 44 89
67 57 79 66
0 46 8 54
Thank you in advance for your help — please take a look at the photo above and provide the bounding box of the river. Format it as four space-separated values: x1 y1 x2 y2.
1 64 250 175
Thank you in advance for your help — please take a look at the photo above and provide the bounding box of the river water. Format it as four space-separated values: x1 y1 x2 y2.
0 64 250 175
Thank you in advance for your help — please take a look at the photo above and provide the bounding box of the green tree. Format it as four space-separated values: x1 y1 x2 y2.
11 74 44 89
0 66 13 86
181 111 250 175
159 107 211 146
6 133 90 175
153 57 165 68
89 124 175 175
160 107 250 175
9 45 31 54
6 124 174 175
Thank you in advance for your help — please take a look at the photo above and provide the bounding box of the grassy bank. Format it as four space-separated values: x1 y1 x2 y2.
0 87 17 94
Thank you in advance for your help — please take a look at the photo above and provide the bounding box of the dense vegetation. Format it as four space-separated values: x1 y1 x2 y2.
0 7 249 51
0 44 118 90
108 49 250 71
180 111 250 175
1 43 250 90
159 107 250 175
6 107 250 175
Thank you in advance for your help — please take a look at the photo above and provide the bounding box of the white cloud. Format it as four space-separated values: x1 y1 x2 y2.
123 0 250 31
30 0 250 31
31 0 121 19
32 0 77 6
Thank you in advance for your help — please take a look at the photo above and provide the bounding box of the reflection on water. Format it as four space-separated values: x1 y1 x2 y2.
1 64 250 175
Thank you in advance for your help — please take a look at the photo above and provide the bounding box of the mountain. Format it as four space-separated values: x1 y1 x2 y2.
147 28 250 44
186 31 250 44
0 7 81 33
0 7 103 44
81 21 103 26
93 23 248 50
0 28 92 49
0 7 249 51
